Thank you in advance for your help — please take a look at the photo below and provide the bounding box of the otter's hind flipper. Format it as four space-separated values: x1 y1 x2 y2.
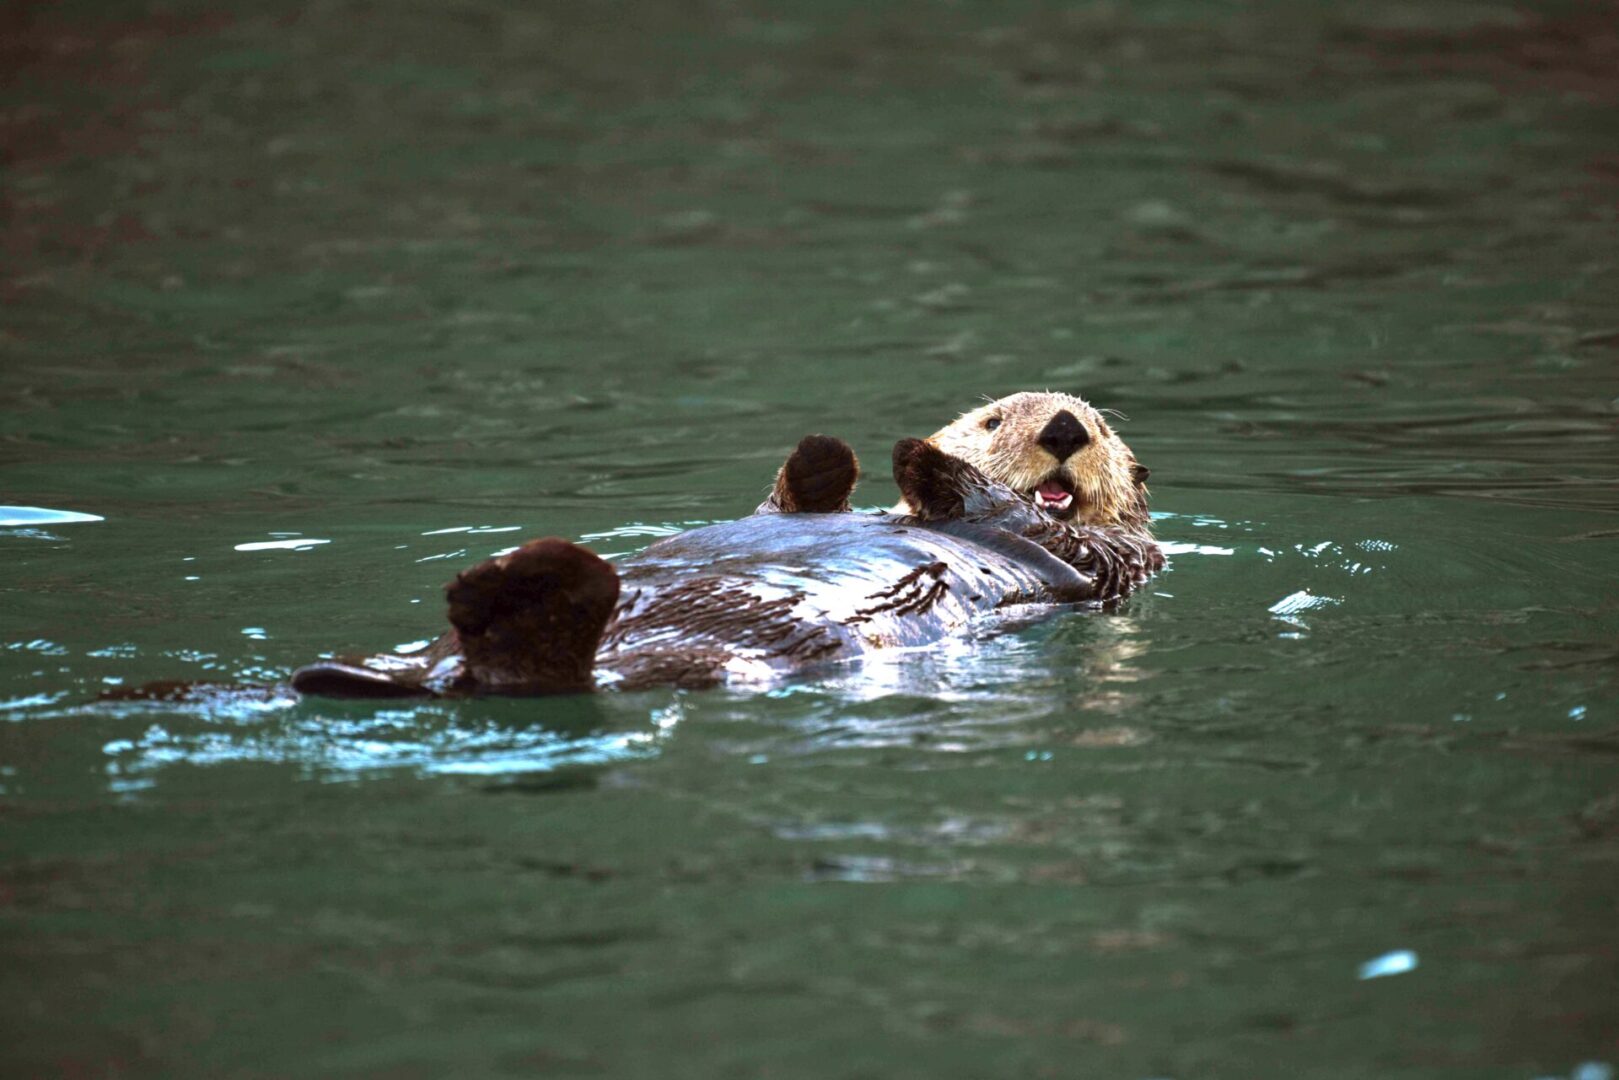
446 538 620 695
756 434 859 514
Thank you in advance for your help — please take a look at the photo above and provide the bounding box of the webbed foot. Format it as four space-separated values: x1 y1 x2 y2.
445 538 620 695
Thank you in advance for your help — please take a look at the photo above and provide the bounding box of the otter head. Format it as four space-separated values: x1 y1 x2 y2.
927 391 1152 529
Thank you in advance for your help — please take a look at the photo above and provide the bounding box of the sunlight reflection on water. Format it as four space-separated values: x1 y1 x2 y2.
421 524 524 535
234 538 331 551
99 710 666 784
1357 949 1418 980
0 506 104 527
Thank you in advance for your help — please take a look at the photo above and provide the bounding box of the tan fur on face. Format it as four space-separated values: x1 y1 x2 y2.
918 391 1151 530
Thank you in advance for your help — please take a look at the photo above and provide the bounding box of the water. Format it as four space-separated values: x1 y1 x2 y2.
4 0 1617 1076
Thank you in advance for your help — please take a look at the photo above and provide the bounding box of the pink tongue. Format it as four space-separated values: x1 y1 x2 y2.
1036 480 1069 503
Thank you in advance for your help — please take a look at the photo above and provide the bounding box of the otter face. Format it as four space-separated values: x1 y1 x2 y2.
928 391 1151 529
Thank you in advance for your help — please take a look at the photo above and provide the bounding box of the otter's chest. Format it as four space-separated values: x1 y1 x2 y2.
594 514 1089 686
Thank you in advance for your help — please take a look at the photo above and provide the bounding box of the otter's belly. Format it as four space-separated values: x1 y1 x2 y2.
595 514 1092 687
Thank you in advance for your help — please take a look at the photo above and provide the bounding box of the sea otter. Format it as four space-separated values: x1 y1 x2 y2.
287 393 1162 698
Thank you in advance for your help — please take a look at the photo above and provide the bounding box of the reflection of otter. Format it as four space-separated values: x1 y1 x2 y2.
292 393 1162 698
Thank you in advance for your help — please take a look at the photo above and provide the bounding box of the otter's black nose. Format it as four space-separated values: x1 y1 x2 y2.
1037 410 1090 460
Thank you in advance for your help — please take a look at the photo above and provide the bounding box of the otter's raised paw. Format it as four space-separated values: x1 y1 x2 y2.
446 538 621 695
891 437 976 520
761 434 859 514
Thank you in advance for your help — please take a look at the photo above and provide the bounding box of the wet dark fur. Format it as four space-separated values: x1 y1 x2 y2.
281 437 1161 698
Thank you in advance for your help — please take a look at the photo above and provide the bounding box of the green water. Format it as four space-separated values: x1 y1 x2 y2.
4 1 1617 1076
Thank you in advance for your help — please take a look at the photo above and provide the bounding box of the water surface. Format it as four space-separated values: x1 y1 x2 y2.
3 1 1617 1076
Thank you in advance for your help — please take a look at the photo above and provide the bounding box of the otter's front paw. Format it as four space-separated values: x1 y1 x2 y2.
891 438 973 520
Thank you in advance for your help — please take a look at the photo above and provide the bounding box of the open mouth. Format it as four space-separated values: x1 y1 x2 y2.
1032 476 1075 517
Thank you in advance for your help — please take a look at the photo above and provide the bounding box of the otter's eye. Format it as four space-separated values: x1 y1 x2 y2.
984 417 1002 431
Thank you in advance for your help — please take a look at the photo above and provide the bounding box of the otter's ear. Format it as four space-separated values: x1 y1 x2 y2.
1131 463 1150 485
